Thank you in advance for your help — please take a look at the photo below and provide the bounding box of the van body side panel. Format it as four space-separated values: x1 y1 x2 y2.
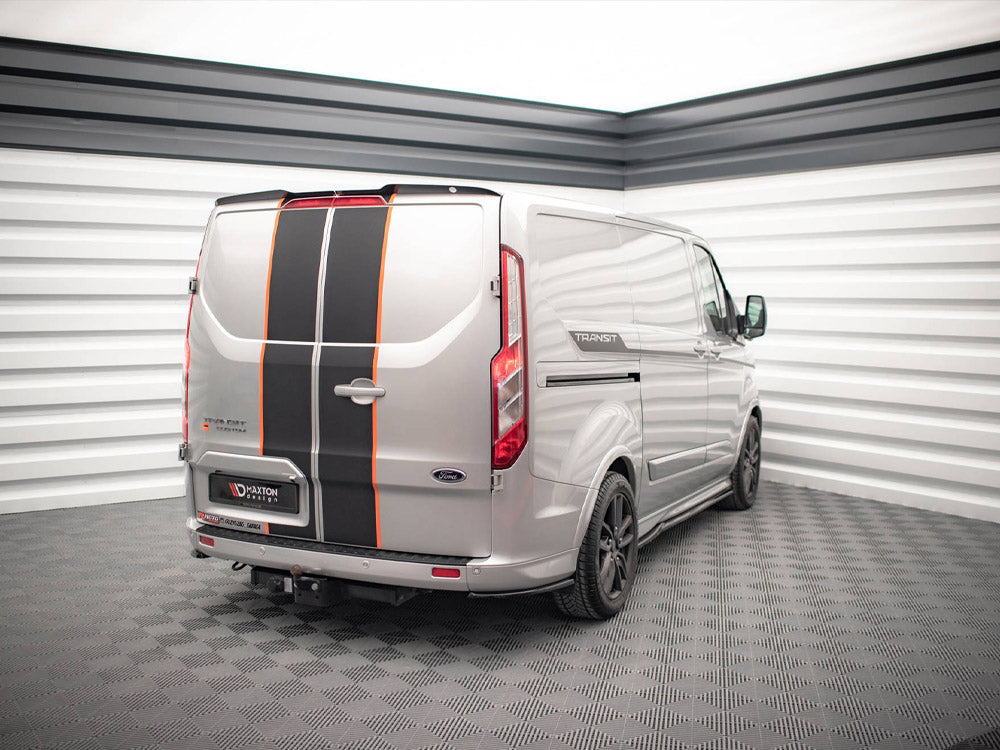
371 201 496 557
621 227 710 512
705 346 749 475
318 345 378 546
521 210 641 491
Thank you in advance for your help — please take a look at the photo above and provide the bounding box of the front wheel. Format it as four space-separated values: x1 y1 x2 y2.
719 416 760 510
554 472 638 619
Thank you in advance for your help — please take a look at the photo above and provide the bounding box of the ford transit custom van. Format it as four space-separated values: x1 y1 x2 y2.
182 185 767 619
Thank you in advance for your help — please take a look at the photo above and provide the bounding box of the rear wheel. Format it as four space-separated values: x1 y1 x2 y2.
719 416 760 510
554 472 637 619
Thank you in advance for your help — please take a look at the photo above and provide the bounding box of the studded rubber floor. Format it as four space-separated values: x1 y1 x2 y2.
2 482 999 750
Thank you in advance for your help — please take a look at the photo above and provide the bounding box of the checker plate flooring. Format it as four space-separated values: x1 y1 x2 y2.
2 482 999 750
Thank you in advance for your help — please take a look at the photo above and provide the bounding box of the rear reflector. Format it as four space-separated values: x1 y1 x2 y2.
282 195 386 210
198 535 215 548
431 567 461 579
491 245 528 469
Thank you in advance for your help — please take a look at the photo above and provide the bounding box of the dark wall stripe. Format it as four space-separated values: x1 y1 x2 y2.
318 345 379 547
622 42 1000 188
266 208 326 342
0 36 623 190
261 342 316 540
1 35 998 189
323 207 390 344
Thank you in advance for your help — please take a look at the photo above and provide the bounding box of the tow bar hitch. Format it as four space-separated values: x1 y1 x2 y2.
250 566 420 607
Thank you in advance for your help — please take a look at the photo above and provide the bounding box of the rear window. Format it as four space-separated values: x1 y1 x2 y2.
200 208 279 341
200 204 484 344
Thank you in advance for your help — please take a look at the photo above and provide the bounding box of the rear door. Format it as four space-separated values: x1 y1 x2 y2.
197 189 498 557
317 192 498 557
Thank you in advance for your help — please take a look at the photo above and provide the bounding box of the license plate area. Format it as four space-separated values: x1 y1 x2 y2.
209 473 298 514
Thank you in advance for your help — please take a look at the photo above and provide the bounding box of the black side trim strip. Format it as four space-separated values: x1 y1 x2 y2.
468 578 575 598
546 372 640 387
200 525 473 565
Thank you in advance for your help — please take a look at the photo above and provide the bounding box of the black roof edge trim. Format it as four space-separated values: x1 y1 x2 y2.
215 189 287 206
276 184 502 204
390 184 501 196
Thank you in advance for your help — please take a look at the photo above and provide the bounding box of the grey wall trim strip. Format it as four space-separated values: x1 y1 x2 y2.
623 42 1000 188
0 37 625 190
1 37 998 190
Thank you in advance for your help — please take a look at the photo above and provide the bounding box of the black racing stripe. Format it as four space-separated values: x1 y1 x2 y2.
261 343 316 539
322 206 389 343
259 206 326 541
267 208 326 342
318 345 378 547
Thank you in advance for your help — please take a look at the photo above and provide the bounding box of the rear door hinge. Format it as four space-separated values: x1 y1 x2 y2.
491 471 504 492
178 442 190 461
188 277 199 294
490 276 502 297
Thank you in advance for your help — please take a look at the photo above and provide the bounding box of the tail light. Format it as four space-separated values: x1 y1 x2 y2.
182 256 203 445
492 245 527 469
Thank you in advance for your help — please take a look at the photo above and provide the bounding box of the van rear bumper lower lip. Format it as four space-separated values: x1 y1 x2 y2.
188 521 578 594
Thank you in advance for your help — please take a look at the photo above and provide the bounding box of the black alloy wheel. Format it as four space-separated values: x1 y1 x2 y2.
554 472 637 619
598 485 633 600
720 416 760 510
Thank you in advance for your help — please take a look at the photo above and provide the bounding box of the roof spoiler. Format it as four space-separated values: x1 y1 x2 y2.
215 190 287 206
215 184 500 207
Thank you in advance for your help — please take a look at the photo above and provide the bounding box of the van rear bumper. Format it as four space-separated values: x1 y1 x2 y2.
187 519 577 594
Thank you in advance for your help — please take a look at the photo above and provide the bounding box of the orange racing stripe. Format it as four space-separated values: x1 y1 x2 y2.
259 201 283 457
372 192 396 548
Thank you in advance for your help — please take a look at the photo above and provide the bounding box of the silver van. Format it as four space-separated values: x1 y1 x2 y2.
182 185 766 619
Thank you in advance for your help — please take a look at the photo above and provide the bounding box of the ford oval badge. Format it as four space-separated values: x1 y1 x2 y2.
432 468 466 484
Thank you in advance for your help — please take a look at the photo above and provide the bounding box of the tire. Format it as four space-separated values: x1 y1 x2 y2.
554 472 638 620
719 416 760 510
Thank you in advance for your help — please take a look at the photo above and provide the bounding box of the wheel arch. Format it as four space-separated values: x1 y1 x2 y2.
728 402 763 476
572 447 640 549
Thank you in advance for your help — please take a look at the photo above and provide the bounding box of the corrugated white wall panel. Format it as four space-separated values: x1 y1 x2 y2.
0 147 621 513
625 152 1000 523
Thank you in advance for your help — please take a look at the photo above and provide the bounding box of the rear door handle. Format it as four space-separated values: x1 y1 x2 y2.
709 344 726 359
693 342 709 357
334 378 385 405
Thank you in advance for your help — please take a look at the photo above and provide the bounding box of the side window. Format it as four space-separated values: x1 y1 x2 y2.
694 245 727 336
622 227 700 334
531 214 632 324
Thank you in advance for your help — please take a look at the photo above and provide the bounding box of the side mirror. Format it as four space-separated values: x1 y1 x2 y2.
742 295 766 339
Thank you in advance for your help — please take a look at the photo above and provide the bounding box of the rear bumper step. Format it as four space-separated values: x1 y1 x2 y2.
199 524 472 566
190 523 578 594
